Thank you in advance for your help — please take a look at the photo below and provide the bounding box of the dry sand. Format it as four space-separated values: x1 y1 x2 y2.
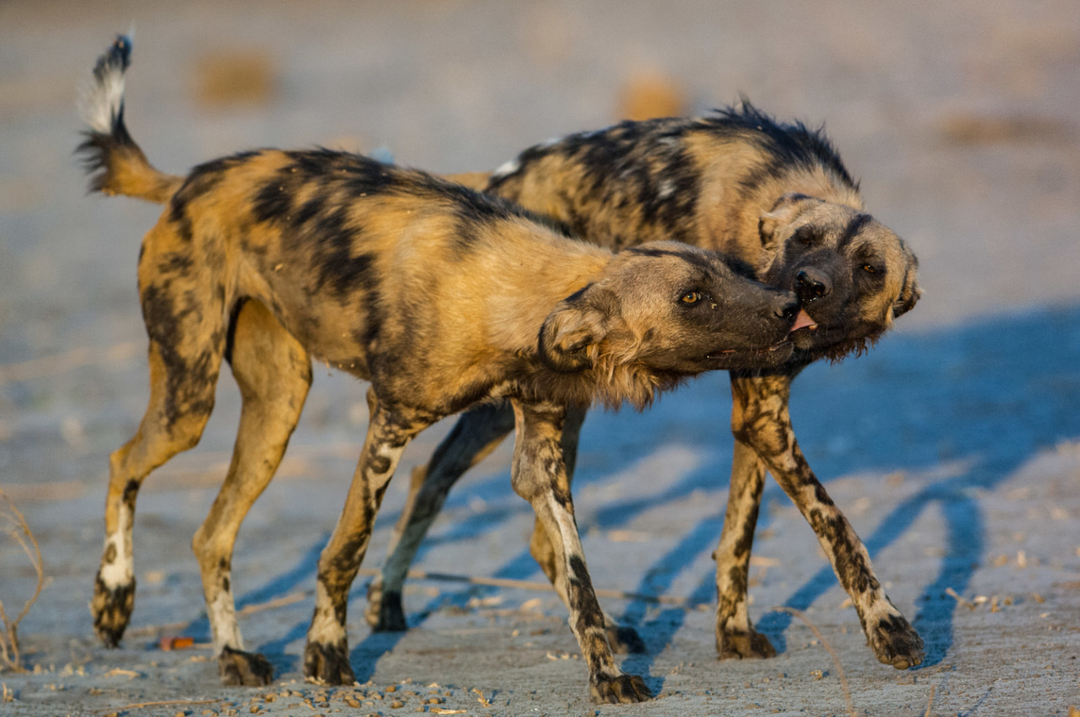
1 1 1080 714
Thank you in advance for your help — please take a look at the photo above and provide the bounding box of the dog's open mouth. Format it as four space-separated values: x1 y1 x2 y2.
706 309 817 360
791 309 818 333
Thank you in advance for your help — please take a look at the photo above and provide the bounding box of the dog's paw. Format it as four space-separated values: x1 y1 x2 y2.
605 622 646 654
716 625 777 660
303 639 356 685
867 613 923 670
589 673 652 704
218 646 274 686
364 582 407 632
91 573 135 647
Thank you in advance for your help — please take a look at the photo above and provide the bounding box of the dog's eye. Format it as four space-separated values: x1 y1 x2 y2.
680 291 703 305
793 227 819 246
862 263 883 275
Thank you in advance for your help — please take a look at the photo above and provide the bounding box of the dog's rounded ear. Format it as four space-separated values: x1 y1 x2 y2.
758 193 819 250
538 286 619 372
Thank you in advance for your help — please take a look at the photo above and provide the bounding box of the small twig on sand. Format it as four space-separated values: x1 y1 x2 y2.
126 591 311 639
126 570 703 643
925 683 936 717
0 490 47 673
237 590 308 617
945 587 976 610
0 341 143 386
357 567 706 607
91 698 223 712
770 607 857 717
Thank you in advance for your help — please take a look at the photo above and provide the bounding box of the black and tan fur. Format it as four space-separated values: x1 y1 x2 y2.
366 106 924 668
77 37 805 703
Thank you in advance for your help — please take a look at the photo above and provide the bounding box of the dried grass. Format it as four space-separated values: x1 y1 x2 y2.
0 490 47 672
770 606 858 717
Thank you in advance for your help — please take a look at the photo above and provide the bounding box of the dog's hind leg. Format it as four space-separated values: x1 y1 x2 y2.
366 401 515 632
713 432 776 659
191 300 312 686
727 373 924 669
92 229 226 647
304 390 431 685
510 400 650 704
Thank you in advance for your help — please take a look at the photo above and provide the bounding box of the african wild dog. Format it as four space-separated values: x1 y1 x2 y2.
365 106 924 668
78 36 807 703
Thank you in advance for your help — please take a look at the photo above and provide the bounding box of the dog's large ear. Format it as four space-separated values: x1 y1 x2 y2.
892 259 922 319
758 193 819 251
538 286 620 372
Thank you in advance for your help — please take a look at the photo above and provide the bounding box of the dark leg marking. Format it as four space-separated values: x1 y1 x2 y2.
713 433 775 660
366 401 515 632
304 393 430 685
728 372 923 669
510 400 651 703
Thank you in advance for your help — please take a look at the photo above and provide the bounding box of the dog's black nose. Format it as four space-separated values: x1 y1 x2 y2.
794 269 830 304
774 294 800 322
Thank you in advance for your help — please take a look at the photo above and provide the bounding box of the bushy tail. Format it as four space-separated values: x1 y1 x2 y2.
76 35 183 204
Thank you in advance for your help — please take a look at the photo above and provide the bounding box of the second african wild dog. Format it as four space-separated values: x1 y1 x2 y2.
365 106 925 669
78 36 808 703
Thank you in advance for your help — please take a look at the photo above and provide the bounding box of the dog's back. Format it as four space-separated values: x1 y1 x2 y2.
482 107 864 271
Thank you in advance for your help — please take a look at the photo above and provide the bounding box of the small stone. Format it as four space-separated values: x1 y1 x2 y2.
390 700 405 708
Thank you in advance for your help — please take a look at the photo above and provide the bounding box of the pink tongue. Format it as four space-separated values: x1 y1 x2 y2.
790 309 817 332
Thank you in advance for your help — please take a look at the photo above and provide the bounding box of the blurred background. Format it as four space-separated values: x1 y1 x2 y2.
1 1 1079 713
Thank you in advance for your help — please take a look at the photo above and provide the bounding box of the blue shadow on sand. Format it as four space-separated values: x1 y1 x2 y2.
215 302 1079 686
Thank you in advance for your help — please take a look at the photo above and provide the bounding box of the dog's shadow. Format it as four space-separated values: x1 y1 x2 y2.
212 302 1080 687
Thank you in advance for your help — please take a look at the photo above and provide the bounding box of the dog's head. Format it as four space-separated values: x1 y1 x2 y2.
538 241 802 381
758 193 921 361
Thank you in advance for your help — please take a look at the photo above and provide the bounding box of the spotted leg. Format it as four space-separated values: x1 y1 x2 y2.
713 435 776 659
720 372 924 669
303 390 432 685
366 402 515 631
191 301 312 685
519 406 645 653
510 400 651 704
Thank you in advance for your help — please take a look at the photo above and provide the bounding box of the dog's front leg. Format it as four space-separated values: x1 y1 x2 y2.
727 373 924 669
366 401 516 632
510 400 651 704
521 406 645 654
713 432 776 660
304 389 428 685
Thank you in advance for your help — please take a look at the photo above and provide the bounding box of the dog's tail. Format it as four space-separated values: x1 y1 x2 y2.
76 35 183 204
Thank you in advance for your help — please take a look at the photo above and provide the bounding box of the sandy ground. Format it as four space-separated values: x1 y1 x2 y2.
2 1 1080 715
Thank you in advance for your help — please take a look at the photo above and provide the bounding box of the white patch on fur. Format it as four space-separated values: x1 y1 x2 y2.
208 591 243 652
308 582 346 644
657 179 675 199
492 157 520 179
78 61 125 135
98 510 132 587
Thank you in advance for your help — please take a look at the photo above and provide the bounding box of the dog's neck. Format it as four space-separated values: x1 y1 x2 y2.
479 223 611 357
